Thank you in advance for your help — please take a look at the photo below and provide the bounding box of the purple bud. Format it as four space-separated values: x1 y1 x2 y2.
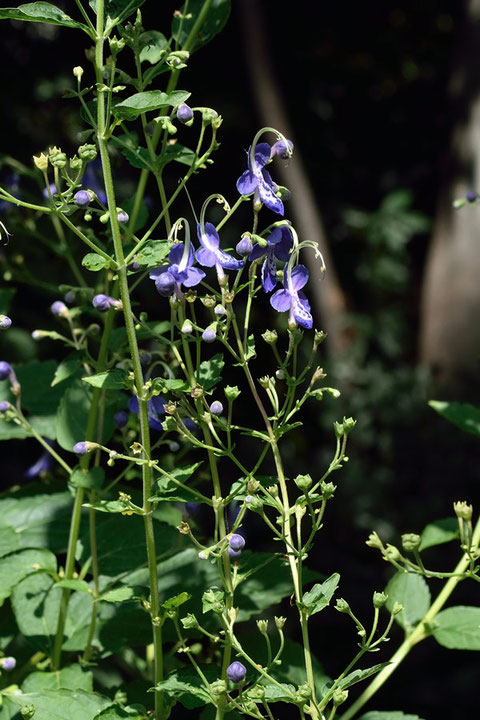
185 502 200 515
245 495 253 504
0 401 9 412
73 190 91 207
236 236 253 257
0 361 12 381
114 410 129 429
1 657 16 671
177 104 194 124
169 441 180 452
229 534 245 552
73 441 89 455
228 547 242 558
51 301 68 318
214 304 226 317
117 210 129 224
271 138 294 159
131 258 141 271
92 294 121 312
466 190 477 203
202 328 216 343
209 401 223 416
64 291 76 304
227 661 246 683
155 272 176 297
0 315 12 330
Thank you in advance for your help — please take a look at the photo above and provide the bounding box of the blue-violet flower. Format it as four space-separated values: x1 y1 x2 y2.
128 395 166 432
0 315 12 330
149 243 205 300
236 142 284 215
249 226 293 292
196 222 244 272
270 264 313 329
227 661 246 683
229 534 245 552
177 104 194 124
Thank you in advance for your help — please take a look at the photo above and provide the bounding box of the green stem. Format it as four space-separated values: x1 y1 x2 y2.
339 515 480 720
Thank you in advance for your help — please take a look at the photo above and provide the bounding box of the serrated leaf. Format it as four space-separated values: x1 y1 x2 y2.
429 400 480 436
198 353 224 392
172 0 231 53
160 142 198 169
113 90 190 121
419 518 458 551
150 462 203 503
133 240 170 268
0 688 112 720
82 252 112 271
89 0 145 21
385 572 430 631
162 591 191 611
152 667 218 708
83 500 140 514
93 705 148 720
120 145 152 171
83 368 128 389
433 606 480 650
21 664 93 693
0 548 57 605
302 573 340 616
0 523 21 559
0 3 88 30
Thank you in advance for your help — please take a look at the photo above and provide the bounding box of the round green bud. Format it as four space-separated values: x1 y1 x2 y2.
262 329 278 344
78 143 98 161
224 385 241 400
335 598 350 613
373 591 388 608
333 689 349 706
454 501 473 521
210 679 226 696
401 533 421 552
294 474 313 491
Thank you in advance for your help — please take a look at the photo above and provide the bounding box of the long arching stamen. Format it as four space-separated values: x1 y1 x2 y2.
199 193 231 235
249 127 293 177
285 232 326 293
168 217 191 271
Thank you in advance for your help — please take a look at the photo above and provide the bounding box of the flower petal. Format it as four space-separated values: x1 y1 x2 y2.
261 253 278 292
273 227 293 261
149 265 169 280
197 222 220 251
236 169 257 196
248 243 267 261
183 266 206 287
215 248 244 271
250 142 271 169
256 171 284 215
292 296 313 329
196 247 217 267
128 396 139 413
270 289 292 312
170 242 194 270
290 264 309 291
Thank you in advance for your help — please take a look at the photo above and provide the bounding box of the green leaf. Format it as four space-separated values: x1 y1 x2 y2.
0 548 57 605
0 522 21 559
337 662 390 690
93 705 148 720
302 573 340 616
0 688 112 720
11 573 61 652
0 287 15 314
271 637 328 695
263 683 295 702
198 353 224 392
433 606 480 650
429 400 480 436
0 491 72 552
153 667 217 708
162 591 191 612
139 30 168 64
172 0 231 53
133 240 170 268
82 252 112 272
150 462 203 503
21 664 93 693
0 3 88 30
358 713 425 720
55 578 92 593
83 368 128 389
56 379 116 451
71 465 104 490
83 500 141 514
100 585 148 603
161 142 198 169
52 352 83 386
113 90 191 121
89 0 145 22
385 572 430 631
419 518 459 551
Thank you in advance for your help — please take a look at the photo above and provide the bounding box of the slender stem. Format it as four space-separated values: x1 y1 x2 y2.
339 515 480 720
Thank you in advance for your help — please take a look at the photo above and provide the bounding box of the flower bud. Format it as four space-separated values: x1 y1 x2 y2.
294 474 312 491
385 544 401 561
275 369 285 380
0 656 16 671
20 705 35 719
117 210 129 224
0 401 10 412
92 294 122 312
177 103 194 124
262 329 278 344
256 619 268 634
274 616 286 629
0 361 12 381
209 401 223 416
372 591 388 608
454 501 473 521
236 235 253 257
392 601 404 616
228 547 242 558
50 300 69 318
49 151 67 169
229 534 245 552
335 598 350 613
214 304 226 317
224 385 241 400
73 66 84 80
314 330 327 347
466 190 477 203
78 144 97 161
181 320 193 334
366 531 383 549
73 189 92 207
73 440 97 455
155 271 176 297
401 533 421 552
33 153 49 171
181 613 199 629
0 315 12 330
202 328 216 343
227 661 246 683
333 689 349 706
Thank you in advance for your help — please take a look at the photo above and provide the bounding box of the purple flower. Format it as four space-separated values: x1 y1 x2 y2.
149 243 205 301
236 236 253 257
1 657 16 671
229 534 245 552
177 104 194 124
114 410 129 429
202 328 216 343
270 264 313 330
51 301 68 318
43 182 57 199
92 294 122 312
0 401 9 412
249 226 293 292
183 418 198 433
466 190 477 203
209 401 223 416
0 315 12 330
227 661 246 683
117 210 129 224
73 441 89 455
64 291 76 304
0 361 20 393
271 138 294 159
228 547 242 558
236 142 284 215
25 441 54 478
214 304 226 317
196 223 244 272
73 190 91 207
128 395 166 432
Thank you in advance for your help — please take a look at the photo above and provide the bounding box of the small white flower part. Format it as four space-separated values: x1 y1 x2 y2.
0 220 12 245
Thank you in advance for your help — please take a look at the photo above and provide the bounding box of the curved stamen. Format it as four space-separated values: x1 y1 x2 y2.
285 231 326 294
249 126 293 177
168 217 191 272
199 193 230 238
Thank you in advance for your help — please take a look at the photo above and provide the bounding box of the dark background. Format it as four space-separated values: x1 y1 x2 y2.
1 2 479 718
